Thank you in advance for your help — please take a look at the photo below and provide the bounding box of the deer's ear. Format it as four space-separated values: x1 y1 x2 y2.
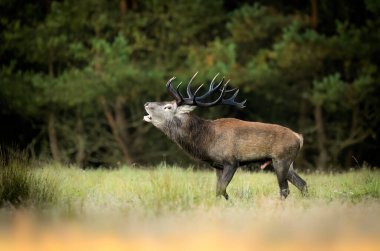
176 105 196 114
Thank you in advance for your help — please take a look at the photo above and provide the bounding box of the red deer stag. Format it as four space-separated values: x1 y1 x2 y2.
144 73 307 200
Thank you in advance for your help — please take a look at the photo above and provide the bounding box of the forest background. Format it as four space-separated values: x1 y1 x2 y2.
1 0 379 170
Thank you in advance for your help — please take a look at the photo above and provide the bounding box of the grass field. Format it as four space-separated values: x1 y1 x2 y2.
1 163 380 250
1 163 380 215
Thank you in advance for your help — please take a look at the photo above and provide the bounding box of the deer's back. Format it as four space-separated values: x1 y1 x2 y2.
209 118 301 162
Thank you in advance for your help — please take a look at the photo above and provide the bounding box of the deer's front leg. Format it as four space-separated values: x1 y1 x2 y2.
273 159 290 200
216 164 237 200
215 168 223 197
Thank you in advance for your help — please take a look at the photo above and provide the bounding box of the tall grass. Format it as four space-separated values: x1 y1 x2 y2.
0 156 379 216
37 165 380 217
0 151 58 208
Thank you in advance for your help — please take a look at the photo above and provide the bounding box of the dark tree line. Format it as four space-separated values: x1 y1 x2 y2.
1 0 379 170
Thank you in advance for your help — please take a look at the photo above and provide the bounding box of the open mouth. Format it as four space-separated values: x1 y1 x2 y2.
143 105 153 122
143 114 152 122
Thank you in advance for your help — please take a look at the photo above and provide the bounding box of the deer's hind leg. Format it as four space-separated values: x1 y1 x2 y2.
287 163 308 195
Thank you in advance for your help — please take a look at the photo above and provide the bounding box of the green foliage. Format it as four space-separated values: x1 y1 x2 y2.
227 4 295 63
365 0 380 13
187 39 237 77
0 0 379 168
310 73 345 109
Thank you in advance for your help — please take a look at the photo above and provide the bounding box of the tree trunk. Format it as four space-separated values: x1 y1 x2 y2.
331 106 371 163
298 99 309 134
296 98 313 169
314 104 329 169
75 111 86 168
119 0 127 16
48 48 54 77
310 0 318 29
131 0 138 10
99 96 133 165
344 148 354 167
115 95 129 145
44 0 52 14
48 112 60 163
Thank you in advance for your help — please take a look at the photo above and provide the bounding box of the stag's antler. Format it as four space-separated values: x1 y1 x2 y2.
166 72 246 109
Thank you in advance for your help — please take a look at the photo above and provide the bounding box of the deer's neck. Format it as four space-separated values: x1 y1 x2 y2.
163 114 213 161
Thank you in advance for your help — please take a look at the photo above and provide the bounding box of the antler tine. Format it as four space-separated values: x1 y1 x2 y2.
192 84 204 103
166 76 176 86
222 89 247 109
186 72 198 98
195 75 224 100
224 87 238 93
195 82 228 107
166 77 183 104
200 73 219 97
176 82 185 101
209 73 219 91
220 79 237 93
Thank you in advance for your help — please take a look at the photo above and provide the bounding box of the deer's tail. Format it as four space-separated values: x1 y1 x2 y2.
293 132 303 149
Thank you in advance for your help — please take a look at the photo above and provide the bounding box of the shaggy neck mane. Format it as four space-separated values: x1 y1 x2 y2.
162 114 213 161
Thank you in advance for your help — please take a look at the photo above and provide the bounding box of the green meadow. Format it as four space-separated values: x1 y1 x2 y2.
1 162 379 218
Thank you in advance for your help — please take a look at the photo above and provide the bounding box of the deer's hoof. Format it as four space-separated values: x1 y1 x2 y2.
280 189 289 200
224 194 229 200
